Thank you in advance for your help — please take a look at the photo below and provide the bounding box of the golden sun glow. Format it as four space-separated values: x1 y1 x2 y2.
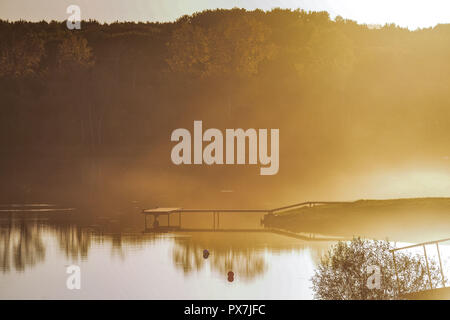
367 169 450 199
2 0 450 29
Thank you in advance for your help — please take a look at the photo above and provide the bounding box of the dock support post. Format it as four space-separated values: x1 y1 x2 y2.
179 212 181 227
436 243 446 287
423 245 433 290
392 251 400 297
144 214 147 230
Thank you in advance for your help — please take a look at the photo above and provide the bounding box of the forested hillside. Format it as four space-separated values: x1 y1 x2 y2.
1 9 450 209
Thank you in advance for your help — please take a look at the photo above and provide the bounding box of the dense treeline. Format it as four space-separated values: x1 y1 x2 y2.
1 8 450 208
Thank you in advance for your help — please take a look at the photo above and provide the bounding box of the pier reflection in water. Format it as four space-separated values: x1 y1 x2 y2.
0 211 334 299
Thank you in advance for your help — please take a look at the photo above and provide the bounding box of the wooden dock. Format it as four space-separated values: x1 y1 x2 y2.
141 201 349 233
391 238 450 295
402 286 450 300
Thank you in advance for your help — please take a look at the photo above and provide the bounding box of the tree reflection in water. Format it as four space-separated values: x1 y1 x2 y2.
172 233 266 280
54 224 92 260
0 215 45 272
0 213 333 282
0 213 167 272
171 232 332 281
172 241 266 280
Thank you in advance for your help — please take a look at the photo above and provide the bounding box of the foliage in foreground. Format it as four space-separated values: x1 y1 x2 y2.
312 238 443 300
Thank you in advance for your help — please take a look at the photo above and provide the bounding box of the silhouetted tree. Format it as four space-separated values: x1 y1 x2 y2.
312 238 443 300
57 33 94 73
167 12 276 78
0 32 44 78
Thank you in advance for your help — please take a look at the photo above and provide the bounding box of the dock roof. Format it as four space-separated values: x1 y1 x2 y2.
142 207 181 214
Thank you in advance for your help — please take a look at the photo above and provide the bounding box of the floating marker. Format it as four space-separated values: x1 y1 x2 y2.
227 271 234 282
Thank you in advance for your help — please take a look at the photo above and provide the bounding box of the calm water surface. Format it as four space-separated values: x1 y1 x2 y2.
0 211 336 299
1 210 449 299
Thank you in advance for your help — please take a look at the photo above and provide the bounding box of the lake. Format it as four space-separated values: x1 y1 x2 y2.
0 210 337 299
1 209 449 299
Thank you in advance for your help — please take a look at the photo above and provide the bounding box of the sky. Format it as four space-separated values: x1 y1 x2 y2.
1 0 450 30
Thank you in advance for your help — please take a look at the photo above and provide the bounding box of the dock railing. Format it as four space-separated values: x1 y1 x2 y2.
390 238 450 293
141 201 350 232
